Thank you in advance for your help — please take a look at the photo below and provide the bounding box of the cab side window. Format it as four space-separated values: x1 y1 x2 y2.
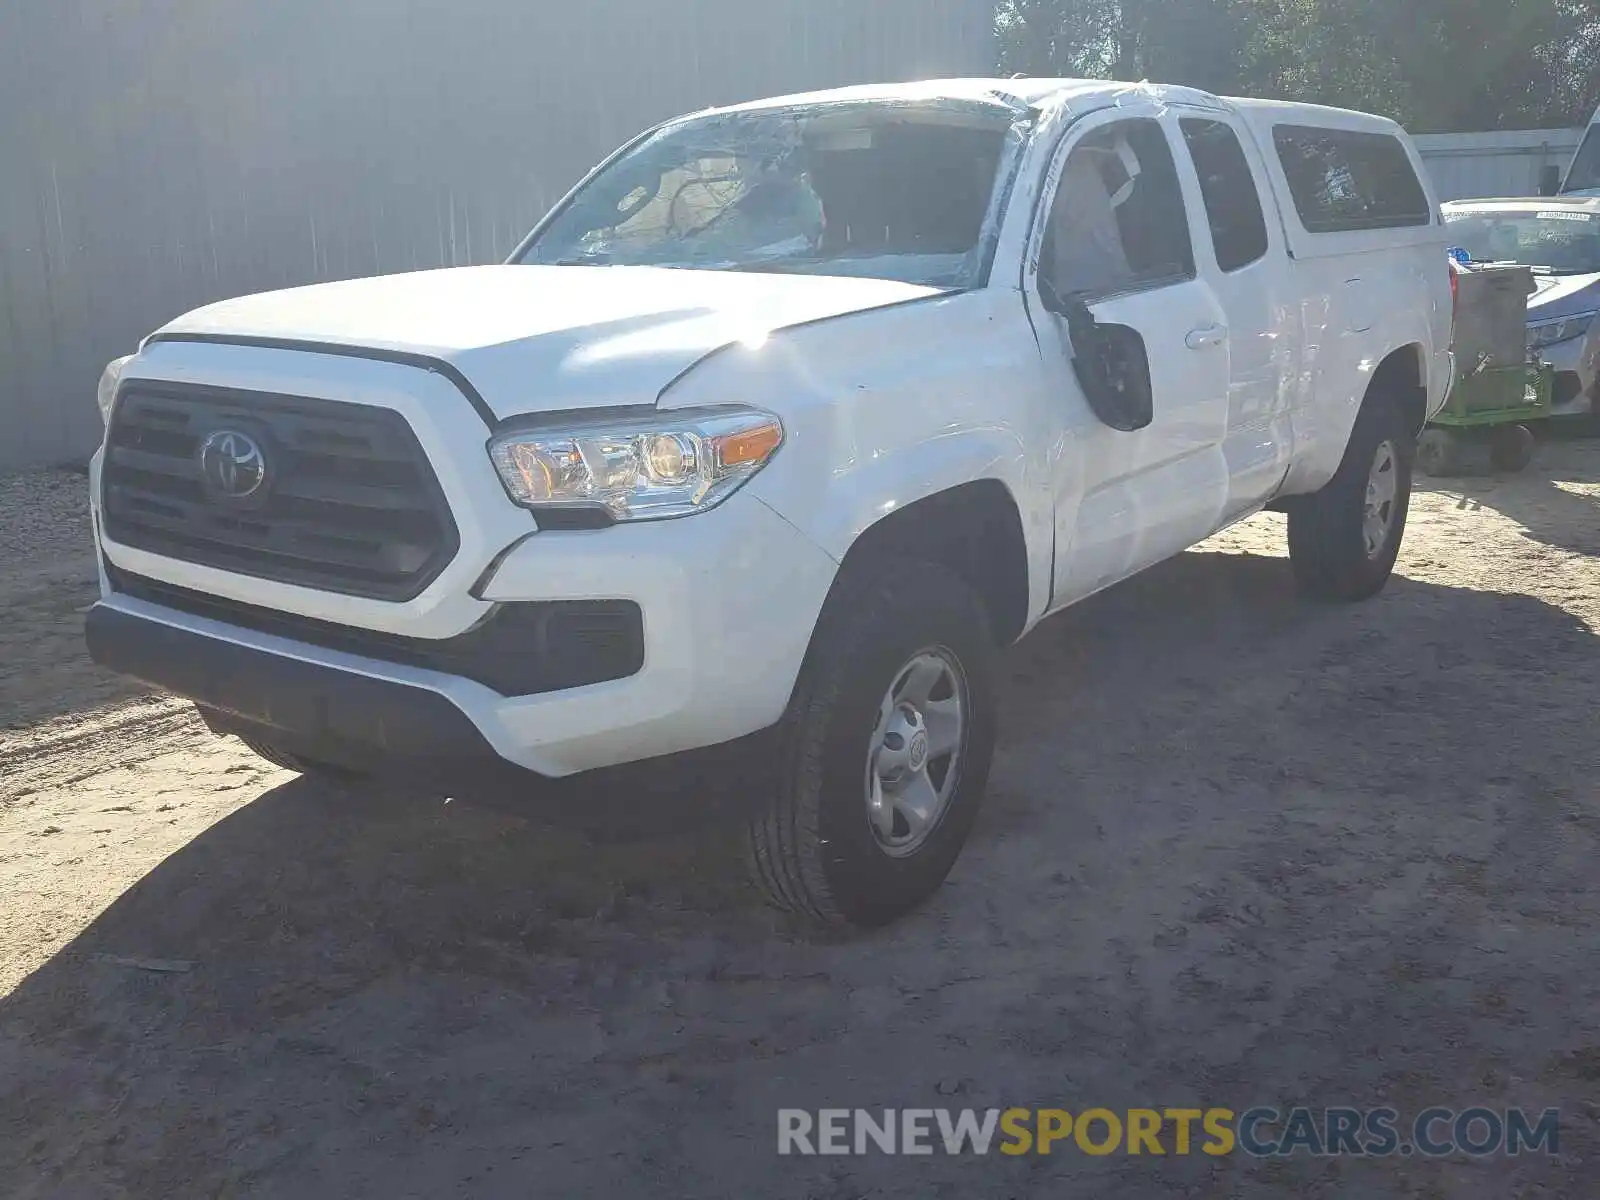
1042 119 1195 301
1180 118 1270 271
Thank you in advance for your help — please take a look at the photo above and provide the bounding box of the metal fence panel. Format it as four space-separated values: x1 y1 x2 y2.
1413 129 1585 202
0 0 997 470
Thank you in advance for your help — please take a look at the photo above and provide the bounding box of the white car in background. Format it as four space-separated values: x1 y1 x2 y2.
1444 195 1600 420
1558 104 1600 197
86 79 1451 927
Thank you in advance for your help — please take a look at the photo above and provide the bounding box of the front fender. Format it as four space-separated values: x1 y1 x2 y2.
749 429 1053 644
658 290 1058 628
757 426 1037 563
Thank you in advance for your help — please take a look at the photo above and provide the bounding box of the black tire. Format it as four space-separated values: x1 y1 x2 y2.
1287 394 1414 602
746 560 998 928
1488 423 1536 472
1416 427 1462 477
238 734 364 781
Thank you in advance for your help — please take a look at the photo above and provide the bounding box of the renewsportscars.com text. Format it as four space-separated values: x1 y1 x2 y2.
777 1107 1561 1158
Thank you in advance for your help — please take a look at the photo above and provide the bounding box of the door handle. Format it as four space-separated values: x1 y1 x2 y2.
1186 325 1228 351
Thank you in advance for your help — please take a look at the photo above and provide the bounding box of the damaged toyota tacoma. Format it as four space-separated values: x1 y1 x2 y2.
86 79 1452 927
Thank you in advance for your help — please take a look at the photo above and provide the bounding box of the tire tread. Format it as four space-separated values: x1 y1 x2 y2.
1288 392 1413 603
238 735 363 782
746 562 994 928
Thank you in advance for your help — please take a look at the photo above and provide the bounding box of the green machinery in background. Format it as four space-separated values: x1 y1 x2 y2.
1420 261 1553 476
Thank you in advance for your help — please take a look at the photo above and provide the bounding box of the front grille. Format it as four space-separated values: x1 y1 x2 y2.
102 382 459 601
108 567 645 698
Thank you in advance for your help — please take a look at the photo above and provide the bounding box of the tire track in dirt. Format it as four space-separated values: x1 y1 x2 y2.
0 697 206 806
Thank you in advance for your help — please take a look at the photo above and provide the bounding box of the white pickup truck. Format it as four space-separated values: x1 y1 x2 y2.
86 79 1452 927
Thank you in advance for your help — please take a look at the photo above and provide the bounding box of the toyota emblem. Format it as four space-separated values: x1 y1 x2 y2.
907 729 930 774
198 429 268 501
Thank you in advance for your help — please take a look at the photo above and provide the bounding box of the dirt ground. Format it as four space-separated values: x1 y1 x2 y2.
3 441 1600 1199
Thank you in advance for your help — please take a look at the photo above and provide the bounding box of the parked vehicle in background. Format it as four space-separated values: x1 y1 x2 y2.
1443 196 1600 421
84 79 1452 927
1558 105 1600 196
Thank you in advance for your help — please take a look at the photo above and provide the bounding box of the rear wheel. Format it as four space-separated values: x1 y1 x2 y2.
1288 396 1414 602
746 560 997 928
1488 423 1536 472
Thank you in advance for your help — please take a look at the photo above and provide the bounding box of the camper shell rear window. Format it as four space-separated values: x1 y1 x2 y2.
1272 125 1432 234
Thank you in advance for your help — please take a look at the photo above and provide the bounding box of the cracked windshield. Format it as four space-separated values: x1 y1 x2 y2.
520 103 1023 287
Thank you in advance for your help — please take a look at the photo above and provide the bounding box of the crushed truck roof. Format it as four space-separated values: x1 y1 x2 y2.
694 78 1408 136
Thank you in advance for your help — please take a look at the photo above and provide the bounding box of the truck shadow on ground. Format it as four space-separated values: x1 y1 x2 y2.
4 547 1598 1197
6 545 1593 984
1417 435 1600 557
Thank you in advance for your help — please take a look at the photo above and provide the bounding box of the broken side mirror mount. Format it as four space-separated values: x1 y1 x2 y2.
1038 276 1154 433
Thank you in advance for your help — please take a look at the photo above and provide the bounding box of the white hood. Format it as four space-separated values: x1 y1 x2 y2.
1529 270 1600 306
156 265 941 420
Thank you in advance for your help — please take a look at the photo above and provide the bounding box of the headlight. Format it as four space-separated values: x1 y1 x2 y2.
97 355 135 424
488 407 784 522
1528 311 1597 351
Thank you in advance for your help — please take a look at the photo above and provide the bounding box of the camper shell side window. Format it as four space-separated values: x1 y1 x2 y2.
1272 125 1432 234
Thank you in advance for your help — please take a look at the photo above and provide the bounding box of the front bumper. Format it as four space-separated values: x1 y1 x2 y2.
1533 332 1598 417
86 604 503 771
88 491 840 778
87 339 842 778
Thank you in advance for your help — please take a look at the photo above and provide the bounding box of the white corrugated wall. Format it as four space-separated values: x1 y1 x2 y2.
0 0 999 471
1413 129 1586 202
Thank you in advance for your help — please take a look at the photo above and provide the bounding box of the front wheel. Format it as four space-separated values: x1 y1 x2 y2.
746 561 997 928
1287 396 1414 602
237 733 367 783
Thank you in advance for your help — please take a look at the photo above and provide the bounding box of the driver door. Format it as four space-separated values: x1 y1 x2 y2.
1031 108 1232 607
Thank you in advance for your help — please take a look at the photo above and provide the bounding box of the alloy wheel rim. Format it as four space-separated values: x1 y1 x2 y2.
1363 440 1399 558
864 647 968 858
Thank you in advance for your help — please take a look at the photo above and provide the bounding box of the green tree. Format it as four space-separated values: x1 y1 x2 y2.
996 0 1119 77
999 0 1245 92
998 0 1600 131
